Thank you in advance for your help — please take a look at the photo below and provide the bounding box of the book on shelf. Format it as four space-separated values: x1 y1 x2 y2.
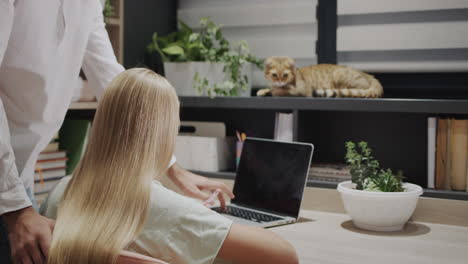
308 163 351 183
36 133 67 179
38 151 66 161
40 131 62 157
34 168 67 182
450 119 468 191
274 112 293 142
445 119 453 190
36 158 68 171
42 142 59 152
52 131 59 141
34 132 67 203
34 178 63 195
427 117 437 189
435 118 449 190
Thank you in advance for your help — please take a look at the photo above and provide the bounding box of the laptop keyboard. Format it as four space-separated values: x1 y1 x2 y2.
213 206 282 223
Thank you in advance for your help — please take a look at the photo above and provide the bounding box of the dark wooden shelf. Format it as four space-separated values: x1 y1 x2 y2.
180 96 468 114
421 189 468 201
194 170 468 201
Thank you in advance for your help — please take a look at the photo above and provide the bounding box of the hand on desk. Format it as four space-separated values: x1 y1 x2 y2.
167 163 234 209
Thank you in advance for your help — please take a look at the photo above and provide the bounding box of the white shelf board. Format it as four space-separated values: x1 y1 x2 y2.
105 17 121 26
69 101 98 110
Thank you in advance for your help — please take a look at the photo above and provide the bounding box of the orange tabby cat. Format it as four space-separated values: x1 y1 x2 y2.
257 56 383 98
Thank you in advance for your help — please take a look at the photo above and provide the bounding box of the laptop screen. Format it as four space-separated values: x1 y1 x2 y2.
232 138 313 218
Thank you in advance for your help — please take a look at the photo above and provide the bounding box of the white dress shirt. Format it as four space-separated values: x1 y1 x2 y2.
0 0 126 215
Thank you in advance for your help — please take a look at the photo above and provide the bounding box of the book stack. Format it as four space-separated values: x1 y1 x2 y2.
34 133 67 206
308 163 351 183
428 118 468 191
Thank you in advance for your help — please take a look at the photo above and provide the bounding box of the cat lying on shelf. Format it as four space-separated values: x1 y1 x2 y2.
257 56 383 98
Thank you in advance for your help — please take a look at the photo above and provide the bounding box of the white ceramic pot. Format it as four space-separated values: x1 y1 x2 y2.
337 181 423 232
163 62 252 97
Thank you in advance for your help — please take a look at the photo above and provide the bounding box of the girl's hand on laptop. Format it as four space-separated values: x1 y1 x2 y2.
203 189 221 207
167 163 234 209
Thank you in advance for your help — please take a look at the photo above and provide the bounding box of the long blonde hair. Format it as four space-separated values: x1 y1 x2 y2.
48 68 180 264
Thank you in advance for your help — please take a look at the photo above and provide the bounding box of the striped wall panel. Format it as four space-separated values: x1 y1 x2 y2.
178 0 318 86
337 0 468 72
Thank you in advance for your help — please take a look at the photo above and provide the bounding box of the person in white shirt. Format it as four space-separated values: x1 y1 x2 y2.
0 1 233 263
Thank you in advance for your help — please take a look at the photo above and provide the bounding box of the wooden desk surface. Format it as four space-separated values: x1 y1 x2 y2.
271 210 468 264
161 177 468 263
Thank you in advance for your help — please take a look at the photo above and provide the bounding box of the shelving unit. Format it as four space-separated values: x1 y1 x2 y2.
64 1 468 201
105 0 124 63
180 97 468 114
67 1 123 111
178 96 468 201
67 96 468 201
192 170 468 201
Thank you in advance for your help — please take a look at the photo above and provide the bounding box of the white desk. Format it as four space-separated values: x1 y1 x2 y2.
272 210 468 264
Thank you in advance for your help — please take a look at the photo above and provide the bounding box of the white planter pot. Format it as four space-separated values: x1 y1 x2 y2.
337 181 423 232
164 62 252 97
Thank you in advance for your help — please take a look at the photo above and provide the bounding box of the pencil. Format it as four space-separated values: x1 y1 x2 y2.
236 130 242 142
203 189 221 206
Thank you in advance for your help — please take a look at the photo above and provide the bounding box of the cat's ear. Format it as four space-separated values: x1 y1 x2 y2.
285 57 296 69
264 57 275 70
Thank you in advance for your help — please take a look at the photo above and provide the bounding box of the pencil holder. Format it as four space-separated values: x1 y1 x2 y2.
236 141 244 169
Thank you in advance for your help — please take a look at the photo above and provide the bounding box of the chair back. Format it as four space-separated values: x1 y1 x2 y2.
117 250 169 264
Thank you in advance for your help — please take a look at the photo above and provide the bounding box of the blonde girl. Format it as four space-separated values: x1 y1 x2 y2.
41 68 298 264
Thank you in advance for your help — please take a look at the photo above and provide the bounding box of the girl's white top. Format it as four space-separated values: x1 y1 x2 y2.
41 176 233 264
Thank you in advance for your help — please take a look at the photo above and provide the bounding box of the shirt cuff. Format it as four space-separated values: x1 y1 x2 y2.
0 183 32 216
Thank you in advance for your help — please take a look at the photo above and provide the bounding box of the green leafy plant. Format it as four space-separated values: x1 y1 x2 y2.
103 0 115 18
146 17 263 97
345 141 404 192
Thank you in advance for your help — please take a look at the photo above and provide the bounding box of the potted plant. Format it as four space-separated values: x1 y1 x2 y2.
337 141 423 232
103 0 115 18
146 18 263 97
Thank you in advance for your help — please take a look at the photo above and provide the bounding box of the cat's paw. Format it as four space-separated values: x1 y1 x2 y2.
314 89 338 97
257 89 272 96
313 89 325 97
325 89 337 97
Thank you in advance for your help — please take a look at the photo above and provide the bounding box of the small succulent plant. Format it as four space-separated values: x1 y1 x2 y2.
345 141 404 192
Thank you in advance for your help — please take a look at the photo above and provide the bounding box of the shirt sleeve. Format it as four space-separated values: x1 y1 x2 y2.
0 0 32 216
81 2 125 100
0 99 32 215
0 0 15 65
127 182 232 264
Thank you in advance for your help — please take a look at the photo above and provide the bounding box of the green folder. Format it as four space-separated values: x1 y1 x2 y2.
59 119 91 175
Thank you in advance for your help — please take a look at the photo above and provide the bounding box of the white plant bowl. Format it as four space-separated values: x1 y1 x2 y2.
337 181 423 232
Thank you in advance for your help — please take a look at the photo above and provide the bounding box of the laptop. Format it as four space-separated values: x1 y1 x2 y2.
212 137 314 228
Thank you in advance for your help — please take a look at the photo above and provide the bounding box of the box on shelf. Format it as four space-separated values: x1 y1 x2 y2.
175 121 235 172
